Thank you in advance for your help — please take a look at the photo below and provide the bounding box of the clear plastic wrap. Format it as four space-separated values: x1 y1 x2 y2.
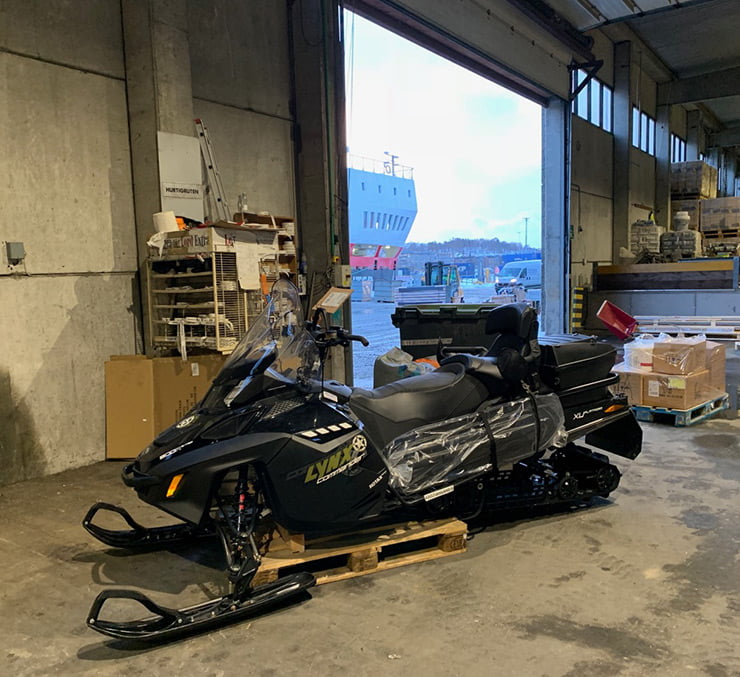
623 333 670 371
651 334 707 375
384 392 567 496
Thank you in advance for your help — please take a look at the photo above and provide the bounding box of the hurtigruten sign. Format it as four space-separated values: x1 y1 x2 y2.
161 182 203 199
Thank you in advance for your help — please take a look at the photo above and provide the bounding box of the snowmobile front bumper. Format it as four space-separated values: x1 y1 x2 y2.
122 462 160 489
87 572 316 642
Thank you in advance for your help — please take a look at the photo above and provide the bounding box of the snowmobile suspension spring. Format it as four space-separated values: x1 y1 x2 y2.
236 471 249 534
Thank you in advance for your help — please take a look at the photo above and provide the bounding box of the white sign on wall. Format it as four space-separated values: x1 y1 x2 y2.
161 182 203 199
157 132 204 222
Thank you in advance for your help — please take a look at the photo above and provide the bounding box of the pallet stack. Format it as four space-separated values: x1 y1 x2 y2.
629 220 664 255
612 336 728 426
700 197 740 256
659 229 702 259
668 160 740 258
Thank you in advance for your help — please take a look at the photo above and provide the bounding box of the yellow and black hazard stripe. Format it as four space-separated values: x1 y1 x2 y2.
571 287 586 331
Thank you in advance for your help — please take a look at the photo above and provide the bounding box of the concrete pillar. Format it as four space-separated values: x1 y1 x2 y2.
686 109 703 161
719 150 737 197
728 157 738 197
289 0 350 381
612 41 632 261
541 97 568 335
655 104 671 229
706 147 721 170
122 0 195 350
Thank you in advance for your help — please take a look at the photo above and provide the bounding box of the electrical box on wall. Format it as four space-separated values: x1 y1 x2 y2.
6 241 25 265
333 264 352 288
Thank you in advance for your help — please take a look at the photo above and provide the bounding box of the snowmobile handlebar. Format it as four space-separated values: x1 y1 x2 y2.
307 309 369 348
314 326 369 349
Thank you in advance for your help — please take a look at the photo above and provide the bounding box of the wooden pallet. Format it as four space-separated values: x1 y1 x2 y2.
701 228 740 240
671 192 712 200
252 518 467 587
632 394 729 426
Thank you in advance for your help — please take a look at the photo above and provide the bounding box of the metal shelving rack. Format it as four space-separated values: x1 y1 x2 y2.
147 252 261 354
146 221 297 356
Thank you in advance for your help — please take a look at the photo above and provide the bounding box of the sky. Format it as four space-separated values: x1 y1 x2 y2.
343 11 542 247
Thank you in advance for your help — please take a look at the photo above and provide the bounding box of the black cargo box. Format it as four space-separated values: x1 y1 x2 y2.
391 304 499 360
538 334 616 391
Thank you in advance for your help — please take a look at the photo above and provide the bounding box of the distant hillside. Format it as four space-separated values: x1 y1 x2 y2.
403 237 532 258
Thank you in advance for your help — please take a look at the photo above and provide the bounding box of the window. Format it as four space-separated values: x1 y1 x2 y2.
589 82 600 126
571 69 613 133
378 246 401 258
632 107 640 147
602 86 612 132
352 244 378 257
632 107 656 156
671 134 687 163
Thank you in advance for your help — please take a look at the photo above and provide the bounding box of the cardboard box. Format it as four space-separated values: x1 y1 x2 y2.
652 339 706 375
642 369 710 410
670 161 717 198
611 362 646 406
706 341 726 392
700 196 740 232
671 198 702 230
105 354 226 459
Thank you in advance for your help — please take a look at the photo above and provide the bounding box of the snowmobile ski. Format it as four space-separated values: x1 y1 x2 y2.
87 572 315 642
83 502 215 549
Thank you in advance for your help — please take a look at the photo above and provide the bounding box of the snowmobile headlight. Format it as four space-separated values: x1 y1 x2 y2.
166 474 185 498
604 404 626 413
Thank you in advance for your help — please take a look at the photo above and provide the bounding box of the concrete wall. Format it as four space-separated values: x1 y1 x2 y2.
0 0 300 486
0 1 139 485
188 1 296 219
571 119 614 286
570 32 616 287
570 29 695 286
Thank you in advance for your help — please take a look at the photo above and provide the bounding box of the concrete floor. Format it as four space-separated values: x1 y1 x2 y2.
1 418 739 677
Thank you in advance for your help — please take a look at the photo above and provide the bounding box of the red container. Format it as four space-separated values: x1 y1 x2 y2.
596 300 638 340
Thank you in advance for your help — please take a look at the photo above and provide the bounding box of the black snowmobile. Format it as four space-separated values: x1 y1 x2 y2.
83 278 641 641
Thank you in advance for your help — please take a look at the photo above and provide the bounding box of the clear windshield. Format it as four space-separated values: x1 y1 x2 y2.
200 278 320 411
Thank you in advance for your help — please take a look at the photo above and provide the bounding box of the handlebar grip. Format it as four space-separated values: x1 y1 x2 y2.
346 334 369 347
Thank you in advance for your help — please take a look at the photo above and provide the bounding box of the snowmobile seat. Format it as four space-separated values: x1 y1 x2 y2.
483 302 541 388
349 362 490 451
485 303 538 354
439 353 525 396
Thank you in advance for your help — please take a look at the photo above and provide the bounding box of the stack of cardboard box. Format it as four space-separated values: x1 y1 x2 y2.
613 338 726 411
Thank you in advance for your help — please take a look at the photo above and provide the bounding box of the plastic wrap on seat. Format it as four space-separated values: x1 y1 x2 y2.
384 392 567 496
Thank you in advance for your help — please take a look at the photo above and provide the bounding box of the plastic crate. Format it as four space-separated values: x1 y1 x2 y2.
390 304 499 359
596 300 637 340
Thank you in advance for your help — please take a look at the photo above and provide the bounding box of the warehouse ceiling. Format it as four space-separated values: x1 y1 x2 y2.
540 0 740 146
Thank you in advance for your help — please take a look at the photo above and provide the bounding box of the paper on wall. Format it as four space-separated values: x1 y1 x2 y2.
235 239 279 290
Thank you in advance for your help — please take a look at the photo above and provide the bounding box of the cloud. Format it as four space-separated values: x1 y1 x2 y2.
345 12 542 246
